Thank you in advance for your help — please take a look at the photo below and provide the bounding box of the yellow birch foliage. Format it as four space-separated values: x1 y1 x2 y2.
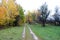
27 11 33 23
7 0 19 25
0 6 7 25
0 0 24 26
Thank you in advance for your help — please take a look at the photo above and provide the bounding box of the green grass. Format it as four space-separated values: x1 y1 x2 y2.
0 26 24 40
29 24 60 40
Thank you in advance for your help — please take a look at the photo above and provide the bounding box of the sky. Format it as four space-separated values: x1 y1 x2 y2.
16 0 60 15
0 0 60 15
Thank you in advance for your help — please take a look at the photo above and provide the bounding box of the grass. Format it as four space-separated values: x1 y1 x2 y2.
0 26 24 40
29 24 60 40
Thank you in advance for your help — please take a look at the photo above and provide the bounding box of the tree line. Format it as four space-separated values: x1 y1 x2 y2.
0 0 25 27
26 2 60 27
0 0 60 27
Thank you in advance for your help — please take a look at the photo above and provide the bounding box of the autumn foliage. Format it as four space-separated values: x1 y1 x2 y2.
0 0 24 26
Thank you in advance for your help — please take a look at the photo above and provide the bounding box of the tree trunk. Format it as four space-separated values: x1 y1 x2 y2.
42 19 45 27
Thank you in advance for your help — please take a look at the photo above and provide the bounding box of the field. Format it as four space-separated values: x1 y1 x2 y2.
29 24 60 40
0 26 24 40
0 24 60 40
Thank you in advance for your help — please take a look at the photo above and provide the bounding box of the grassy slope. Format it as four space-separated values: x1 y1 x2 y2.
29 24 60 40
0 26 24 40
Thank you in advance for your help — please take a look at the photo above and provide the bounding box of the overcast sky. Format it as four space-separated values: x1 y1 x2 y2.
16 0 60 15
0 0 60 15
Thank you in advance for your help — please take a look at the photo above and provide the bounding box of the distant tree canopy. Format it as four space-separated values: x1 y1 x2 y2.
39 3 50 27
53 6 60 25
26 11 33 24
25 10 41 24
